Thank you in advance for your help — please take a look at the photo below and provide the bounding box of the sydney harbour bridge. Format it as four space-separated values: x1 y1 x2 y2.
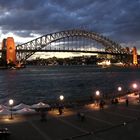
0 29 138 66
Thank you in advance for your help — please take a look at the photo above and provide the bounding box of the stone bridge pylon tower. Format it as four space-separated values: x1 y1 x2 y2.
132 47 138 65
2 37 16 66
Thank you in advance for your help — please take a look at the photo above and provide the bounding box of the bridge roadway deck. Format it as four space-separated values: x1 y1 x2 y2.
0 95 140 140
0 49 131 56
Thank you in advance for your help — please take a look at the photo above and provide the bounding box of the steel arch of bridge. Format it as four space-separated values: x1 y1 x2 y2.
16 29 129 61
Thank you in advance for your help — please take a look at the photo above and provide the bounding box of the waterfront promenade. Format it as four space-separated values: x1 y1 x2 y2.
0 94 140 140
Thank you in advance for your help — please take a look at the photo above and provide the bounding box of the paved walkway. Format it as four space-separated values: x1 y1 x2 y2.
0 94 140 140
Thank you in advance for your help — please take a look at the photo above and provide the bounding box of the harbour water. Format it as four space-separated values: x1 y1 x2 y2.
0 65 140 105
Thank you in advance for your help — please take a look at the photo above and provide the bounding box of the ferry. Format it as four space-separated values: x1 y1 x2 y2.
97 60 111 66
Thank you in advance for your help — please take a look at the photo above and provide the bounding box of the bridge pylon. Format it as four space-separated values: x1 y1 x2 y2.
132 47 138 65
2 37 16 66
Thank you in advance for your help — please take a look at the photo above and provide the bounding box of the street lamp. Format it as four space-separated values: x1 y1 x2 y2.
132 83 138 89
132 83 139 101
117 86 122 92
95 90 100 106
59 95 64 101
9 99 14 119
116 86 122 100
132 83 138 94
95 90 100 96
59 95 64 115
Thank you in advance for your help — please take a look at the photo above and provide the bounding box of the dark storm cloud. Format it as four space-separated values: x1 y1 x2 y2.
0 0 46 10
0 0 140 45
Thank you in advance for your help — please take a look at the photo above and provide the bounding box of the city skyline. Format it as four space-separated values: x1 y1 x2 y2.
0 0 140 57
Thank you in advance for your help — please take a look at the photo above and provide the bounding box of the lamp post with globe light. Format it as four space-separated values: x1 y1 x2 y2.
117 86 122 97
95 90 100 106
58 95 64 115
59 95 64 101
115 86 122 102
9 99 14 119
132 83 140 102
132 83 138 96
95 90 100 96
132 83 138 91
118 86 122 92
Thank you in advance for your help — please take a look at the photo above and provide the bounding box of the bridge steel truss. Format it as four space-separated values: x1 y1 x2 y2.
16 29 130 62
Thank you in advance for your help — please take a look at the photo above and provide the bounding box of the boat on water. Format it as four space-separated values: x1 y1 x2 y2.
97 60 111 66
113 62 124 66
10 67 16 70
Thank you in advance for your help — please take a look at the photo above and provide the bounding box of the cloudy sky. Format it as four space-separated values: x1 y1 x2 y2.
0 0 140 56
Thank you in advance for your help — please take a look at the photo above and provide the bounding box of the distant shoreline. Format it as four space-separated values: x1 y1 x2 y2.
0 66 7 69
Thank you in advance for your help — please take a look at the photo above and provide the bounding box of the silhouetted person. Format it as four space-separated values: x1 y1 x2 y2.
80 113 85 122
111 99 114 104
58 106 63 115
99 100 105 109
40 110 47 122
115 98 119 104
126 98 129 106
77 112 85 122
89 95 93 101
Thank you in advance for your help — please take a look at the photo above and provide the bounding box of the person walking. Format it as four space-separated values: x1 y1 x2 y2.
126 98 129 106
58 105 63 115
77 112 85 122
40 110 47 122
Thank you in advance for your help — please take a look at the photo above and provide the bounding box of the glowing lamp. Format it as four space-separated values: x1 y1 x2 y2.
132 83 137 89
59 95 64 101
118 86 122 91
95 90 100 96
9 99 14 106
